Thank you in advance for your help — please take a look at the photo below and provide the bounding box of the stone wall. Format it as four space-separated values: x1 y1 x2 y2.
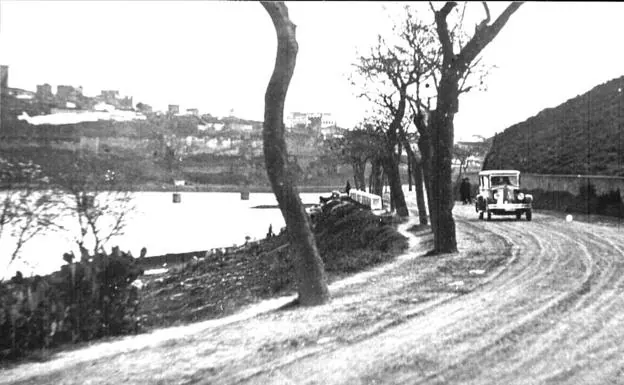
522 173 624 197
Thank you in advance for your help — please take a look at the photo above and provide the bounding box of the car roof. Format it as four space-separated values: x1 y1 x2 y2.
478 170 520 176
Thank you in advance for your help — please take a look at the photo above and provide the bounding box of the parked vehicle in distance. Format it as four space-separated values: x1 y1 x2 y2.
475 170 533 221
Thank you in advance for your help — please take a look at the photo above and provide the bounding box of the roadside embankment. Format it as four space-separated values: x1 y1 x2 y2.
137 198 408 329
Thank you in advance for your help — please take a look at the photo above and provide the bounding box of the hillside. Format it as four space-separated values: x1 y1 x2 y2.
483 76 624 176
0 115 354 190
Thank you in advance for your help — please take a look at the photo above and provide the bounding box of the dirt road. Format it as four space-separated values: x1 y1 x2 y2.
2 204 624 385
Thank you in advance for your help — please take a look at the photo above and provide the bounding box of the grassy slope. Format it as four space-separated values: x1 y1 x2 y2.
484 75 624 176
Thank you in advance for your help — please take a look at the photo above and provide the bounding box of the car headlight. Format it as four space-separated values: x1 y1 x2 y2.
517 192 525 201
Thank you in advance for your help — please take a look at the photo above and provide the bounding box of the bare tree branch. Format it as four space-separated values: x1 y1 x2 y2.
457 2 523 71
459 56 483 94
433 2 458 63
479 2 492 30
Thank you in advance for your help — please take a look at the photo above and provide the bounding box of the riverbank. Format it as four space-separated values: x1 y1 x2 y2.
0 182 345 195
113 182 346 194
136 198 409 330
0 197 409 362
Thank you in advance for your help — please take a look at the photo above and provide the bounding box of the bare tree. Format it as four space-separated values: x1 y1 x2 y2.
352 34 422 217
428 1 523 253
0 158 60 270
390 3 493 236
261 1 329 306
327 121 385 192
58 158 134 258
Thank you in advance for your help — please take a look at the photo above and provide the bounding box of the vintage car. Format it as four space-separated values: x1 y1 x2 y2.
475 170 533 221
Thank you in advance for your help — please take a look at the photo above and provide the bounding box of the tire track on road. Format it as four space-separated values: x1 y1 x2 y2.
406 215 597 385
421 209 624 385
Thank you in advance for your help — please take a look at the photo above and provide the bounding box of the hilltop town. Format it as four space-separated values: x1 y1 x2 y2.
0 64 351 190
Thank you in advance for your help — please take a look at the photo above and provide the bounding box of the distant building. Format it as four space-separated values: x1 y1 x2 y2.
287 112 309 128
286 112 336 129
0 65 8 90
453 140 489 171
319 125 345 140
57 85 83 103
320 113 336 128
211 122 225 131
229 122 253 131
186 108 199 116
221 115 256 132
118 96 133 110
168 104 180 115
99 90 133 110
36 83 54 101
100 90 120 104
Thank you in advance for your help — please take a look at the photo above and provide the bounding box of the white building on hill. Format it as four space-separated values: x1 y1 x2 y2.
286 112 336 129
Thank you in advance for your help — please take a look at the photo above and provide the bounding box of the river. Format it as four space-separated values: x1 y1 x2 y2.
1 191 327 280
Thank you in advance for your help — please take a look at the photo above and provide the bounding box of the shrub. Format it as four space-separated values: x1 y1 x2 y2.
0 248 143 361
313 200 408 270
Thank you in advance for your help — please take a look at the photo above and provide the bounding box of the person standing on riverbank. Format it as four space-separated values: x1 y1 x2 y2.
460 178 472 204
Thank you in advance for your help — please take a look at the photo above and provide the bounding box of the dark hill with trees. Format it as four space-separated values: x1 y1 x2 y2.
483 76 624 176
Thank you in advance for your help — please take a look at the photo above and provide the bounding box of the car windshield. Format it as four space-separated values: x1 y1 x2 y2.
490 175 518 186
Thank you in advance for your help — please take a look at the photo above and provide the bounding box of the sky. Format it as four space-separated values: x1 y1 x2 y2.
2 1 624 141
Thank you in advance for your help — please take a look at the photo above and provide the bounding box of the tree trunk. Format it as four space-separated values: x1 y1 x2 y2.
430 76 459 253
385 118 409 216
382 153 408 217
413 159 428 225
370 159 383 196
407 155 413 191
429 1 522 254
400 136 428 226
261 2 329 306
415 114 436 232
352 159 366 191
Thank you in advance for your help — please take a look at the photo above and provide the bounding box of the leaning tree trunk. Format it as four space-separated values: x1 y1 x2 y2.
261 2 329 306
